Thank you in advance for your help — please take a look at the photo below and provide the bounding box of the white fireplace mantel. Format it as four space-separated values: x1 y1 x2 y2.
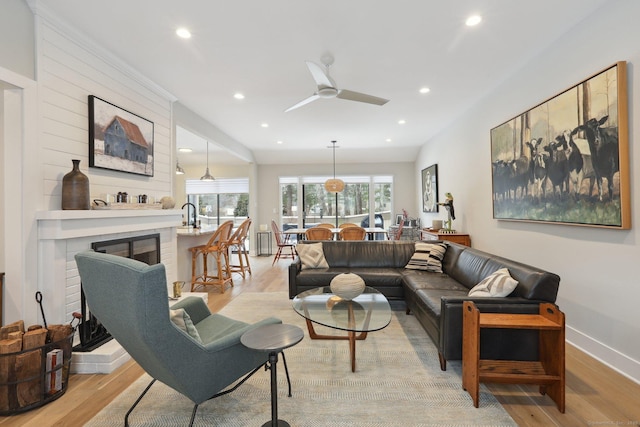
36 209 183 240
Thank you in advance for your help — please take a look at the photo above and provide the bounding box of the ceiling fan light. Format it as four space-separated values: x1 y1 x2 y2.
317 87 338 98
324 178 345 193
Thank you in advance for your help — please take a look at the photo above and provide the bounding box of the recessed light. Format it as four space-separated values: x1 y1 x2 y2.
386 138 392 142
261 123 269 128
178 147 193 153
419 87 431 94
176 28 191 39
234 93 245 100
398 119 406 125
465 15 482 26
276 140 284 145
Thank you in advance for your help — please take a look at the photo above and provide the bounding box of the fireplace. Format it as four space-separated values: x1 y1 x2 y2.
73 233 160 352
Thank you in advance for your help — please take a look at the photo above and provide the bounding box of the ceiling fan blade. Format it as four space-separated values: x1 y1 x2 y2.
305 61 334 88
284 94 320 112
337 89 389 106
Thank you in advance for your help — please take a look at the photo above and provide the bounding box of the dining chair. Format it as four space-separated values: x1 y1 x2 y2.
305 227 333 240
75 251 282 427
271 220 297 265
339 226 366 240
315 223 335 229
188 220 234 292
228 218 252 279
387 221 404 240
338 222 359 228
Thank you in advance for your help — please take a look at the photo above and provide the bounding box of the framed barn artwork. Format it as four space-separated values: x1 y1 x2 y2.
422 164 438 213
490 61 630 229
89 95 154 176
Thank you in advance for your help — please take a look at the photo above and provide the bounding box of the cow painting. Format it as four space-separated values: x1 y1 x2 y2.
490 62 629 229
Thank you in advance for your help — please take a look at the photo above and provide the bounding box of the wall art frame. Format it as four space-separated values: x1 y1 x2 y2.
422 164 439 213
490 61 630 229
89 95 154 177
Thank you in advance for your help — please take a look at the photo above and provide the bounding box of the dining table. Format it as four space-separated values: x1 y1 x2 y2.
283 227 387 241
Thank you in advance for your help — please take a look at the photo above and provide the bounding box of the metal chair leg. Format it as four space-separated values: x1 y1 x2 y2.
124 378 156 427
188 404 199 427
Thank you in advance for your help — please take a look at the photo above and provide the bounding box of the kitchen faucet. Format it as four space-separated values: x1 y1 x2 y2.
181 202 197 228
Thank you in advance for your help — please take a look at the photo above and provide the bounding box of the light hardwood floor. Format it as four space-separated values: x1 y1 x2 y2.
2 256 638 426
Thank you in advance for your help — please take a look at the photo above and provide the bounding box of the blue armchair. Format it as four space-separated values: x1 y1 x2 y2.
74 250 282 426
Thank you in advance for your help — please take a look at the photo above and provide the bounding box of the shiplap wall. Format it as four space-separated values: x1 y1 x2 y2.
36 14 174 210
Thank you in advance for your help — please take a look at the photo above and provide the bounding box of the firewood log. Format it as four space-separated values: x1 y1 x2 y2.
0 321 25 340
16 329 47 407
0 339 23 411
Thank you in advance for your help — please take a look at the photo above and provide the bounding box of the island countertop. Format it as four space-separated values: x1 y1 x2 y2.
176 225 218 237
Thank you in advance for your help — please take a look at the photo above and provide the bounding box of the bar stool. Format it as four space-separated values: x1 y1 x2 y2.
228 218 252 279
188 220 234 292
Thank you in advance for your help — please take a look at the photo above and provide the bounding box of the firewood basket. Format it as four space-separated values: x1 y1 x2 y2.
0 331 74 415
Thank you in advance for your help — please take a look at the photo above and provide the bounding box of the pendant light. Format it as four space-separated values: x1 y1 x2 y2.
175 158 185 175
200 140 215 181
324 140 344 193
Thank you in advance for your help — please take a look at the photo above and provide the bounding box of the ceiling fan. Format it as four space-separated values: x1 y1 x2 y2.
284 55 389 112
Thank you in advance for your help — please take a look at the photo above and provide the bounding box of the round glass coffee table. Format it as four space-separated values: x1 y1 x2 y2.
292 286 391 372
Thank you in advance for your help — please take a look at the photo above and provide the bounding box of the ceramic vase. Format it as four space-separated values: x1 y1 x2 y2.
330 273 365 300
62 159 90 210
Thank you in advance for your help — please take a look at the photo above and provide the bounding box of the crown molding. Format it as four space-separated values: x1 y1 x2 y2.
26 0 177 102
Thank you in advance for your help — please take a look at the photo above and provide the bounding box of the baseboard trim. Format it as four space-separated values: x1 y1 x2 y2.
566 325 640 385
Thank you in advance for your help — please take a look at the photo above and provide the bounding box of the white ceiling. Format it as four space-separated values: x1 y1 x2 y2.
39 0 608 165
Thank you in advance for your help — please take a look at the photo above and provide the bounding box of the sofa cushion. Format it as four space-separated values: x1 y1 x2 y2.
413 288 468 318
404 242 447 272
354 268 406 288
402 270 468 293
296 268 350 288
313 241 416 268
468 268 518 297
297 242 329 269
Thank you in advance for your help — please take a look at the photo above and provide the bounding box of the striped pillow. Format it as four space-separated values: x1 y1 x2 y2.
468 268 518 297
404 242 447 272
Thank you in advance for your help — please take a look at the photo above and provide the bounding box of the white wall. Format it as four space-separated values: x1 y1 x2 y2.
34 12 175 210
416 0 640 383
0 0 34 79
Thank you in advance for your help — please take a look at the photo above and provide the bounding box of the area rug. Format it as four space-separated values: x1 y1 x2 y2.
86 292 516 426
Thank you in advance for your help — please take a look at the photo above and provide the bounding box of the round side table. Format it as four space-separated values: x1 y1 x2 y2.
241 323 303 427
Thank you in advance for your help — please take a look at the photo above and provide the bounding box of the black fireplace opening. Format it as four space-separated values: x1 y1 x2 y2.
73 233 160 352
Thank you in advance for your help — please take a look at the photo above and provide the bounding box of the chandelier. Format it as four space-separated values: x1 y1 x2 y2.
324 140 344 193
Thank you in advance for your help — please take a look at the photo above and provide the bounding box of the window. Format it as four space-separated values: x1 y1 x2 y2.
279 176 392 233
185 178 249 228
